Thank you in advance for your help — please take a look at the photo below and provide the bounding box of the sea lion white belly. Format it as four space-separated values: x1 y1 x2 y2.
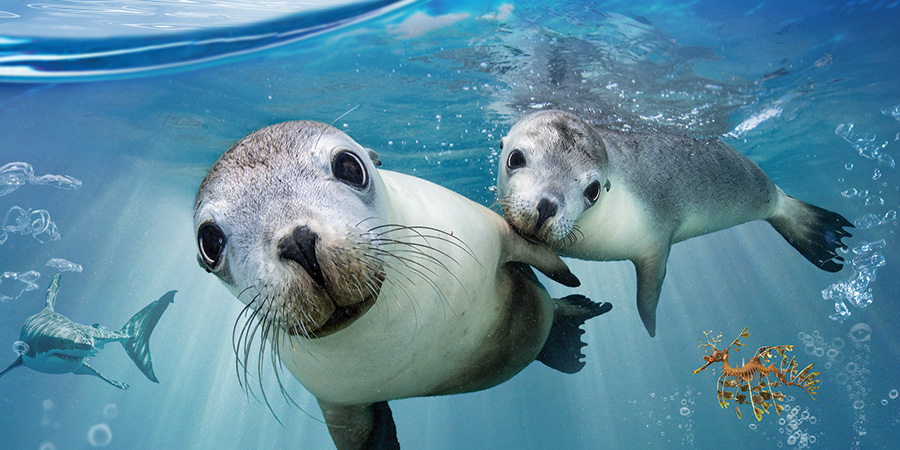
496 110 853 337
193 120 611 449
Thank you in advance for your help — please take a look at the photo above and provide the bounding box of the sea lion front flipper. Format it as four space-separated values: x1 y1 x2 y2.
633 248 670 338
74 362 129 390
537 295 612 374
318 400 399 450
497 215 580 287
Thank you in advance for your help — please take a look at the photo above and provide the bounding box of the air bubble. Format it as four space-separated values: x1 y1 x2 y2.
12 340 28 356
103 404 118 420
849 323 872 342
679 406 691 416
87 423 112 447
827 348 840 359
853 400 865 410
889 389 899 399
882 399 889 405
832 337 845 350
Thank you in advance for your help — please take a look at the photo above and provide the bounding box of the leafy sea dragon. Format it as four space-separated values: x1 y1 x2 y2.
692 326 820 421
0 274 174 389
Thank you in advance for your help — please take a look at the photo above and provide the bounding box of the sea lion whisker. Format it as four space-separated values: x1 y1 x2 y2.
375 224 477 259
364 250 449 300
370 237 464 269
363 251 462 324
234 292 264 393
369 245 454 275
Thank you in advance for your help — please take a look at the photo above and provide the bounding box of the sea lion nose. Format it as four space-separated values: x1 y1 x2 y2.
278 226 326 287
535 198 557 232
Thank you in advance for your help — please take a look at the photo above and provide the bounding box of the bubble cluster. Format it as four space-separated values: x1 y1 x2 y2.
835 123 894 168
797 330 845 372
671 388 696 446
853 210 896 229
0 161 82 197
0 206 61 245
45 258 83 273
772 403 818 448
821 240 885 322
0 270 40 302
837 323 873 449
882 105 900 121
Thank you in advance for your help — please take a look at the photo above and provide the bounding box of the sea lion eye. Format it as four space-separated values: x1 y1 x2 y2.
507 149 526 170
198 221 226 268
584 180 602 203
333 151 368 188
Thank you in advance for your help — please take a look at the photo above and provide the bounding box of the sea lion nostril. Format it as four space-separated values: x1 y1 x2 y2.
278 226 326 287
535 198 557 231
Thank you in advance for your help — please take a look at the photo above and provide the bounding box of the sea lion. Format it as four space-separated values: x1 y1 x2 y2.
193 120 612 449
496 110 853 337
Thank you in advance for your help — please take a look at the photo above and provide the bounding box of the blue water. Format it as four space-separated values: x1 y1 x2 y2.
1 0 899 448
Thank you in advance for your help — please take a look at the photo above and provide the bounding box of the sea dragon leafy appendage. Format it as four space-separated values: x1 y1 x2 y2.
692 326 820 421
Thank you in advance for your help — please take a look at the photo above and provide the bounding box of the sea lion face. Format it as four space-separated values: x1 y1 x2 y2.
193 121 389 338
497 110 610 246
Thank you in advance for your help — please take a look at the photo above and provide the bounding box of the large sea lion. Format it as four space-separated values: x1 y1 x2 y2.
193 120 612 449
496 110 852 337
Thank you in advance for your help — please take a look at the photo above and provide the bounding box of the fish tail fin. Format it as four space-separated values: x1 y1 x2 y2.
768 194 853 272
120 291 175 383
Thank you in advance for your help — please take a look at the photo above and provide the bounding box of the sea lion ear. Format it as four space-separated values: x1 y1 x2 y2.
500 136 507 150
365 148 382 167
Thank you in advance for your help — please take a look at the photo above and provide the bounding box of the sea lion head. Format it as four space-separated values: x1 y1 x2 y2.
497 110 611 247
194 121 389 339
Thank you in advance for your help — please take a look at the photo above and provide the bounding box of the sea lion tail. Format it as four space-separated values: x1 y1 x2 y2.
537 295 612 374
768 194 854 272
120 291 175 383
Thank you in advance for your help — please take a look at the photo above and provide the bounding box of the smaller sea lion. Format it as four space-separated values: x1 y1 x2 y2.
496 110 853 337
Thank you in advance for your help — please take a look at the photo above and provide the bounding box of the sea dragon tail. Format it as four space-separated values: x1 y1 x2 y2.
120 291 175 383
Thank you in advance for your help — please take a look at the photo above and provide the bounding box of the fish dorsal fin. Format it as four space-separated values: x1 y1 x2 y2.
45 274 62 310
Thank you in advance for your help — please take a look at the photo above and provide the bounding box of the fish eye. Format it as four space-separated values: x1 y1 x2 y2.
584 180 602 203
507 149 526 170
198 221 226 268
332 150 368 188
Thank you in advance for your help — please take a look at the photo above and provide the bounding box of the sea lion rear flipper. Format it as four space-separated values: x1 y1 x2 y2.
318 400 399 450
634 250 669 338
767 194 854 272
537 295 612 374
74 362 129 390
